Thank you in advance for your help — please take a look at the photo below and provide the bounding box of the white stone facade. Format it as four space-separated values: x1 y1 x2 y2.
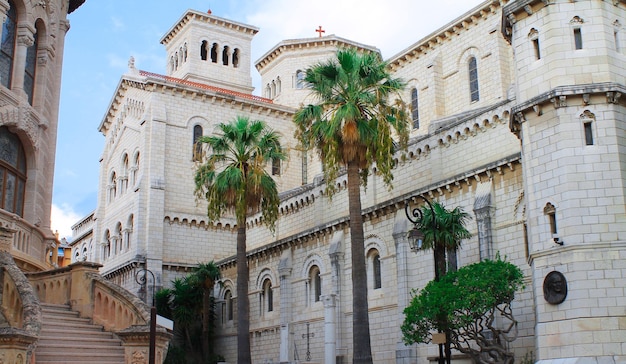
81 1 626 364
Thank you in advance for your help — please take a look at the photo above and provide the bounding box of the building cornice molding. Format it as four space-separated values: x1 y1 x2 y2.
509 82 626 137
388 0 507 70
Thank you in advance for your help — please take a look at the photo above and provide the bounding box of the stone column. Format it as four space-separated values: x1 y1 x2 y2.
278 253 292 362
13 24 34 98
393 219 417 364
322 294 337 364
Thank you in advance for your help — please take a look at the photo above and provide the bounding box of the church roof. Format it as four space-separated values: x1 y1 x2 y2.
160 9 259 45
255 34 380 72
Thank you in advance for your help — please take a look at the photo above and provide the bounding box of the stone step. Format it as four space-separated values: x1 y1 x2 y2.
35 304 125 364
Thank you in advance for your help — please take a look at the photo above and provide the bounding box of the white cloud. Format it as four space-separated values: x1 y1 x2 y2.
51 203 81 241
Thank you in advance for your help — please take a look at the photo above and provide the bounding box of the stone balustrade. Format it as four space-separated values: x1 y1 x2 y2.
0 209 57 272
26 261 172 362
0 226 170 364
0 246 41 364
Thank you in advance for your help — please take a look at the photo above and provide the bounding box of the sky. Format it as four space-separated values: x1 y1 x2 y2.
52 0 486 240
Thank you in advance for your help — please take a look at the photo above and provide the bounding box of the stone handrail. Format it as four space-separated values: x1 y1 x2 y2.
0 249 41 364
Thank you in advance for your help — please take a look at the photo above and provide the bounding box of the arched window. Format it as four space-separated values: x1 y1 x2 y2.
309 265 321 304
276 76 281 95
296 70 305 89
0 127 27 216
0 1 17 89
211 43 218 63
131 152 140 186
232 48 239 68
262 279 273 313
222 46 230 66
115 222 123 254
369 250 382 289
121 153 129 195
411 87 419 129
25 26 39 105
193 125 203 161
104 230 111 260
271 80 276 98
109 171 117 202
225 290 233 321
125 214 133 251
200 40 208 61
265 84 271 99
468 56 479 102
183 43 187 62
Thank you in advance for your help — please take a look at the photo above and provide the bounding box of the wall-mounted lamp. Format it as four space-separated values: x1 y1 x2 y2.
552 233 563 246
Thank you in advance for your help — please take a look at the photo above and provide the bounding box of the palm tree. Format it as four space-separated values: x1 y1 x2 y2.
293 48 409 364
194 116 285 364
415 201 472 278
415 200 472 364
193 261 222 362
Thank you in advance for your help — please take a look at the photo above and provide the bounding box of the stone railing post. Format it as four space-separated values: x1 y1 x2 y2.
116 325 171 364
68 261 102 318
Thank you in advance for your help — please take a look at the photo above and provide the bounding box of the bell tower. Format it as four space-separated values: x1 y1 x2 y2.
160 9 258 94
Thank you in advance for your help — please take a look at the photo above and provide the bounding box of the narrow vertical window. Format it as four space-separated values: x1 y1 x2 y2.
210 43 218 63
544 202 558 239
263 280 273 312
309 266 321 304
226 291 233 321
296 70 305 89
574 28 583 50
272 157 280 176
276 76 281 95
25 28 38 105
469 56 480 102
232 48 239 68
271 80 276 99
200 41 208 61
373 253 382 289
0 1 17 89
222 46 229 66
193 125 203 161
584 121 593 145
411 87 419 129
533 38 541 60
615 30 621 52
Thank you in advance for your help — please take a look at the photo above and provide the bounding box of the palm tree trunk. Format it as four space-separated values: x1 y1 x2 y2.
236 225 251 363
347 163 373 364
202 287 210 361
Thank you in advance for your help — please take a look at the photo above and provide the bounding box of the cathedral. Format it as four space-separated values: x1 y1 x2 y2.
70 0 626 363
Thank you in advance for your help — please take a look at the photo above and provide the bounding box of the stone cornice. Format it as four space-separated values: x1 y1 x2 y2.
160 9 258 46
388 0 507 70
509 82 626 137
255 35 380 72
99 72 296 135
217 153 521 268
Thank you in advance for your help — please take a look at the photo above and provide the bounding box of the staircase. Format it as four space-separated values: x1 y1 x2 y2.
35 303 125 364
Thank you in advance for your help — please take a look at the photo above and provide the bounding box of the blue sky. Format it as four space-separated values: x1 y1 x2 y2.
52 0 484 239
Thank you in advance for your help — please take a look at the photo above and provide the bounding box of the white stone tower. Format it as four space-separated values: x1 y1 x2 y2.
504 1 626 363
160 9 258 94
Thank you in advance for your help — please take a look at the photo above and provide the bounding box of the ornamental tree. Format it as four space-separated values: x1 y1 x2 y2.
402 257 524 364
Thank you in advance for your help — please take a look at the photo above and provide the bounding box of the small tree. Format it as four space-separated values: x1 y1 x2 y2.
402 257 524 364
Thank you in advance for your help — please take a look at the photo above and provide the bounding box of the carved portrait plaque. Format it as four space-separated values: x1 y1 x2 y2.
543 271 567 304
